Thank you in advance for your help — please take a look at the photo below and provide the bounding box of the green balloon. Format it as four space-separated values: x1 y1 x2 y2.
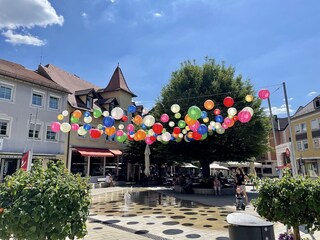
93 109 102 118
187 106 201 120
201 133 207 140
70 116 79 123
178 120 186 128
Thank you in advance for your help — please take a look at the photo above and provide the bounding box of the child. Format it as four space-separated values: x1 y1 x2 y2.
213 176 221 195
235 187 246 210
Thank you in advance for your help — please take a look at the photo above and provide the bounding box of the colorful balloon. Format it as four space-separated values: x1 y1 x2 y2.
197 124 208 135
72 110 82 119
204 100 214 110
121 115 128 122
152 123 163 135
238 110 252 123
51 122 61 133
60 122 71 133
103 116 115 127
245 95 253 102
71 123 79 131
77 126 87 136
93 108 102 118
213 109 221 115
70 116 79 123
90 129 101 139
185 114 197 126
227 107 237 116
84 116 92 123
178 120 186 128
188 106 201 120
223 96 234 107
62 110 69 117
160 114 169 123
174 113 181 119
111 107 124 120
133 115 143 125
143 115 156 127
126 123 135 132
83 124 92 131
258 89 270 100
57 114 64 121
102 111 109 117
128 105 137 113
105 126 116 136
171 104 180 113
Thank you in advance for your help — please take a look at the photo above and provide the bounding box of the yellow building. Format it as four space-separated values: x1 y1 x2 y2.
291 96 320 177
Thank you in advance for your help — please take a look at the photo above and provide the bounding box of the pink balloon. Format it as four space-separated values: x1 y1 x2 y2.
160 114 169 123
224 117 233 126
71 123 79 131
145 136 154 145
126 123 135 132
222 123 229 129
258 89 270 100
51 122 61 133
189 120 200 132
238 110 252 123
116 130 124 136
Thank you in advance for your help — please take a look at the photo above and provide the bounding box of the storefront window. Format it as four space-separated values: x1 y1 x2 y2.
71 152 87 177
90 157 104 176
305 162 318 177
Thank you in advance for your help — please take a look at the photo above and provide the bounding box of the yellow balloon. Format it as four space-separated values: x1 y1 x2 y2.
57 114 64 121
245 95 253 102
203 117 209 123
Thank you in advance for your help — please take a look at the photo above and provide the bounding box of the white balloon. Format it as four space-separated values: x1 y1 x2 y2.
171 104 180 113
142 108 149 115
62 110 69 117
215 122 222 129
60 122 71 133
178 133 183 138
156 135 162 141
111 107 124 120
182 129 188 134
210 121 216 126
227 107 237 116
143 115 155 127
84 116 92 123
161 132 171 142
77 126 87 136
118 124 124 130
102 111 109 117
169 121 175 127
216 127 225 134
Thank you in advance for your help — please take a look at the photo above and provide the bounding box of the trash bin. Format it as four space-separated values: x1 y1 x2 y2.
227 212 275 240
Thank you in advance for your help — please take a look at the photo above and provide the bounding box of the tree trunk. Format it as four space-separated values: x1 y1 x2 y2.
293 226 300 240
200 160 210 178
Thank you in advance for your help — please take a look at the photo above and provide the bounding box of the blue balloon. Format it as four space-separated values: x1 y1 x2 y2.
201 111 208 119
103 116 115 127
128 105 137 113
84 111 91 117
141 124 147 129
83 123 92 131
215 115 224 123
197 124 208 134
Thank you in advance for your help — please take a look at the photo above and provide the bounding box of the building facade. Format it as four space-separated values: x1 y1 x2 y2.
0 59 69 182
291 96 320 177
38 64 136 182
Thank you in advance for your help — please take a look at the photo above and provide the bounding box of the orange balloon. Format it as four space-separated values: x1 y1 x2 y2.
105 126 116 136
185 114 197 126
187 132 193 139
135 129 146 140
228 119 235 127
134 115 143 125
72 110 82 119
204 100 215 110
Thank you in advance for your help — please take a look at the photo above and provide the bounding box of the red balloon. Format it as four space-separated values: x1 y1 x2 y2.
90 129 101 139
192 131 202 140
258 89 270 100
150 136 156 142
223 96 234 107
233 116 238 122
152 123 163 134
213 109 221 115
121 115 128 122
173 127 181 134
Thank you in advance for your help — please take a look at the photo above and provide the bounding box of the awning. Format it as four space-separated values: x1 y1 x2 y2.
109 149 122 156
180 163 199 168
209 163 230 171
75 147 114 157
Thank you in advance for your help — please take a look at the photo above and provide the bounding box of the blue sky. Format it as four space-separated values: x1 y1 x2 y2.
0 0 319 116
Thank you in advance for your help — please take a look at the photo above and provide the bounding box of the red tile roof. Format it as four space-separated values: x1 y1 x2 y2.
0 59 70 93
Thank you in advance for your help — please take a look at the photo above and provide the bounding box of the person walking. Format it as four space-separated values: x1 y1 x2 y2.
213 176 221 195
235 168 249 205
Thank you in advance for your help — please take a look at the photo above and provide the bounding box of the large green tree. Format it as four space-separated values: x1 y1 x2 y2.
125 58 270 177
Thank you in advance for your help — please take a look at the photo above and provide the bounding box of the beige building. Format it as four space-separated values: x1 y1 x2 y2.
38 64 137 182
291 96 320 177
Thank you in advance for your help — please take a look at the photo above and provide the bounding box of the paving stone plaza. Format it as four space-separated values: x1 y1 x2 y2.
83 186 320 240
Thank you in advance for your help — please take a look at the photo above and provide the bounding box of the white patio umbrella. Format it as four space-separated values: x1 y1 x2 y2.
144 144 151 176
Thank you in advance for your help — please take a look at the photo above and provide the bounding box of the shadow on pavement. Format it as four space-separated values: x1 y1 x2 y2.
216 237 230 240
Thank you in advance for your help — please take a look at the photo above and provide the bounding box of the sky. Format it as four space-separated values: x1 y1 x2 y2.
0 0 319 116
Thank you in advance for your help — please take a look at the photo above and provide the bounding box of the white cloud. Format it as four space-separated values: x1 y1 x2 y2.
307 91 317 97
109 0 116 3
264 104 294 116
0 0 63 46
153 12 163 18
82 12 88 18
2 30 46 46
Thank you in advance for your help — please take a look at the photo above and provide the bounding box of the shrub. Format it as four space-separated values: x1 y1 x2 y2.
0 160 91 240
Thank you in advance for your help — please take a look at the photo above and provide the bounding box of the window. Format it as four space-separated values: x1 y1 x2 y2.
32 93 44 106
311 118 320 130
49 96 59 110
86 96 92 109
295 123 307 133
313 138 320 149
0 119 9 136
46 125 57 141
297 141 303 151
315 99 320 109
28 123 41 139
0 85 13 101
302 140 309 150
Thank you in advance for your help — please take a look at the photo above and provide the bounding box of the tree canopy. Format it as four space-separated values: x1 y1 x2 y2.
125 58 270 177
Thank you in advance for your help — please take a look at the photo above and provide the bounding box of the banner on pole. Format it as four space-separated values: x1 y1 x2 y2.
21 151 30 171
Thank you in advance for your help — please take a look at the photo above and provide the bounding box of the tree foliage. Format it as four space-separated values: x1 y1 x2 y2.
253 171 320 240
125 58 270 177
0 160 91 240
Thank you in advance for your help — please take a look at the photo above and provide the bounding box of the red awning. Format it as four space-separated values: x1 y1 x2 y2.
75 147 114 157
109 149 122 156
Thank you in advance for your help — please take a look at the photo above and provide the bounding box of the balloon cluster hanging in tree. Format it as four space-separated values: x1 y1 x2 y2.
51 94 264 145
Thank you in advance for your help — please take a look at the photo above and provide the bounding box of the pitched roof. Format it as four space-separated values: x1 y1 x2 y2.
101 66 137 97
292 95 320 119
38 64 100 108
0 59 70 93
272 117 289 131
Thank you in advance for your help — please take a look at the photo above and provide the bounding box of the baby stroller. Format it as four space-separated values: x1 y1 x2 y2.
235 187 246 210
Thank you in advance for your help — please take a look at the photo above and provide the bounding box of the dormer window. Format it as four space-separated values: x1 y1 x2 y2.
314 98 320 109
86 96 93 109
